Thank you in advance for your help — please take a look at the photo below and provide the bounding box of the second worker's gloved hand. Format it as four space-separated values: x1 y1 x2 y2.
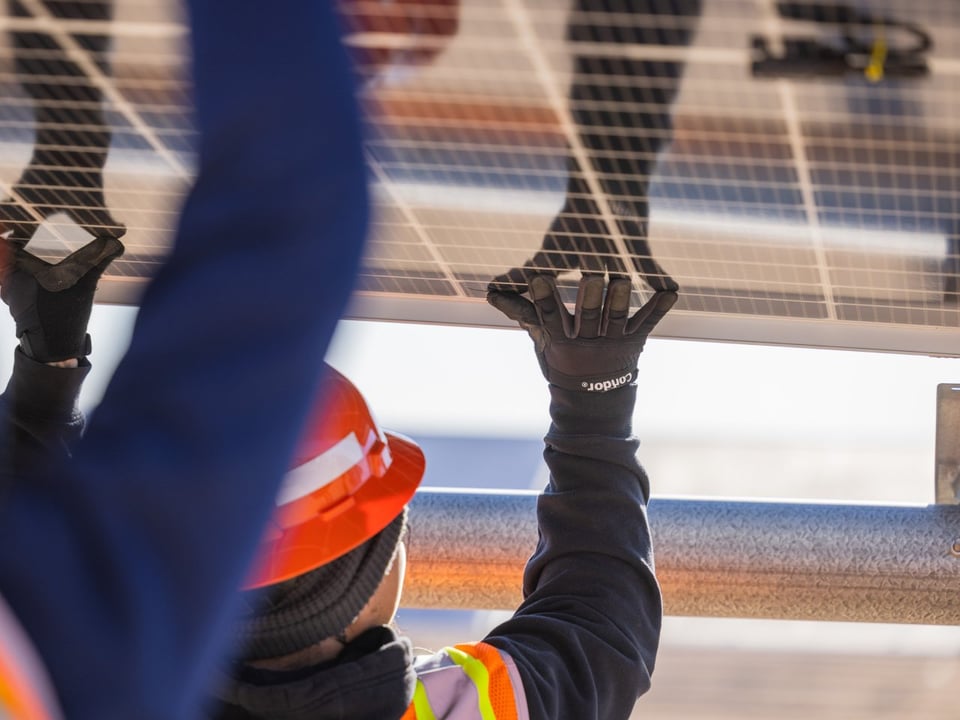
0 236 124 363
487 274 676 392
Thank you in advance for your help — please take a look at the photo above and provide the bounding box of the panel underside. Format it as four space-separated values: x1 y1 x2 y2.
1 0 959 355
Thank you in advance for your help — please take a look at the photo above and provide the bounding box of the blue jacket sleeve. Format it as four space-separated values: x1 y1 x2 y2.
0 2 369 719
484 383 662 720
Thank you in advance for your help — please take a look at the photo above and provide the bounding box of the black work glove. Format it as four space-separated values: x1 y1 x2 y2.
0 236 124 362
488 231 679 296
487 274 676 392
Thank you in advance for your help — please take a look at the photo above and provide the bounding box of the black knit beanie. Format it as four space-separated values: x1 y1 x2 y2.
234 509 407 661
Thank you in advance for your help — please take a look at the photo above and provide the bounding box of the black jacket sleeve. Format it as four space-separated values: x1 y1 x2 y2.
483 382 661 720
0 348 89 479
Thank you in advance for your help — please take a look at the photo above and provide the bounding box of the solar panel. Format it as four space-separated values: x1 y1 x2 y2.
2 0 959 356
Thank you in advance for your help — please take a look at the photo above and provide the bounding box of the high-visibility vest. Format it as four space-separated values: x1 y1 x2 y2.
0 595 60 720
401 642 529 720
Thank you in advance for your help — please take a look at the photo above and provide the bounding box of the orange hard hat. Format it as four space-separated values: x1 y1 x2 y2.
246 365 425 589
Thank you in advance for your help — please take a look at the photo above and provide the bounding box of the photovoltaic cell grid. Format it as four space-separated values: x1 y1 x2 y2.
1 0 960 356
0 0 191 290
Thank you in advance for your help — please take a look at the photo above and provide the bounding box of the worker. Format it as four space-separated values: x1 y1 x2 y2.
0 1 369 718
210 272 676 720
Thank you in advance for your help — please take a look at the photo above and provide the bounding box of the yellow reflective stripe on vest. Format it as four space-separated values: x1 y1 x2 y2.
453 643 522 720
444 647 496 720
410 679 437 720
405 642 524 720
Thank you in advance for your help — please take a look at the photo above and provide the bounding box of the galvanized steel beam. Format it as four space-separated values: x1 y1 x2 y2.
405 489 960 625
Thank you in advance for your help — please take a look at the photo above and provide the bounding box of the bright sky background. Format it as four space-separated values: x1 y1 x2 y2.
11 303 945 450
325 318 960 444
36 303 958 459
324 317 960 507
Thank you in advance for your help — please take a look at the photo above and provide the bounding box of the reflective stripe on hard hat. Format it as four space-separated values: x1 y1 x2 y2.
0 595 61 720
275 432 365 506
402 642 528 720
246 365 424 589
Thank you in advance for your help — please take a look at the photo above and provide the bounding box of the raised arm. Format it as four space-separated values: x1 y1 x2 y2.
485 274 675 720
0 236 122 475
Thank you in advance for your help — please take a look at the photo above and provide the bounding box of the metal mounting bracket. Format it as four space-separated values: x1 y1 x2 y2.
935 384 960 505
